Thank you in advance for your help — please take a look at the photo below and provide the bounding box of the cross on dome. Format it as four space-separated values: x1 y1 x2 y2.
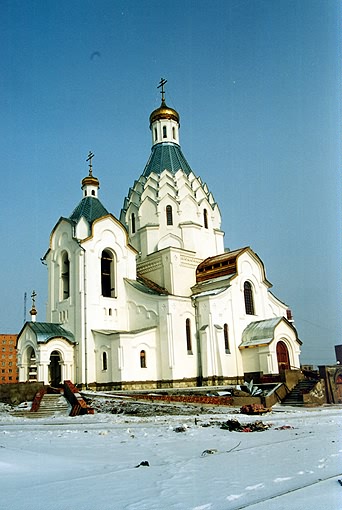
86 151 95 177
149 79 180 146
30 290 37 321
81 151 100 197
157 78 167 103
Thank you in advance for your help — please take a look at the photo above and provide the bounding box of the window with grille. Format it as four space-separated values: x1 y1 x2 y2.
244 281 255 315
166 205 173 225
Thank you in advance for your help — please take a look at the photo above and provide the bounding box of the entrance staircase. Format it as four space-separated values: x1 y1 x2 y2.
12 393 70 418
281 379 317 406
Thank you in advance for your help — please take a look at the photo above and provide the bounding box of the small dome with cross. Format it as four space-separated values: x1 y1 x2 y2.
149 79 180 146
81 151 100 198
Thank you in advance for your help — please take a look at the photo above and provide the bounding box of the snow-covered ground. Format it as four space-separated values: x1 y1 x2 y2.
0 404 341 510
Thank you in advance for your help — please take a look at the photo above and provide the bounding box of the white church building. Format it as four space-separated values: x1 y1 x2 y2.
17 83 301 389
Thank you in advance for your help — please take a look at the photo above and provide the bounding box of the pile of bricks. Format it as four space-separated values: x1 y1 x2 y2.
128 393 233 406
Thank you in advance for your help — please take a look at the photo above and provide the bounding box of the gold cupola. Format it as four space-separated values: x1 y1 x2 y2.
81 151 100 198
149 99 180 127
149 79 180 146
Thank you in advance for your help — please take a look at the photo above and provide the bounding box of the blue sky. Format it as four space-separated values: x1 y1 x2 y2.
1 0 341 365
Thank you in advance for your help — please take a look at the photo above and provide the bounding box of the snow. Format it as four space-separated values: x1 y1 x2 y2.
0 404 341 509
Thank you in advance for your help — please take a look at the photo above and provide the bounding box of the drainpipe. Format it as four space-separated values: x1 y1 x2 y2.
192 296 202 387
79 245 88 389
83 247 88 389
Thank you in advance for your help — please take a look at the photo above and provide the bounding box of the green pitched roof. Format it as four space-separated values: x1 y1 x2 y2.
26 322 75 344
126 275 169 295
143 142 193 177
240 317 299 348
240 317 283 348
69 196 109 225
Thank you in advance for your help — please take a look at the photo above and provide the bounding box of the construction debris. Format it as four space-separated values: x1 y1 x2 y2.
86 397 223 417
274 425 295 430
220 419 271 432
240 404 271 415
173 425 187 433
201 449 218 456
135 461 150 468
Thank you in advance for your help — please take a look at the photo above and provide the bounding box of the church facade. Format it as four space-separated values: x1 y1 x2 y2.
16 85 301 389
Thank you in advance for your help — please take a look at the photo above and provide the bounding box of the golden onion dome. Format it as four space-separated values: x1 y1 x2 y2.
81 174 100 189
149 100 180 127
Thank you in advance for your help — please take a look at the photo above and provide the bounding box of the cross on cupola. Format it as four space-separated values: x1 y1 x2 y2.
30 290 37 322
157 78 167 103
149 78 180 146
81 151 100 198
86 151 95 177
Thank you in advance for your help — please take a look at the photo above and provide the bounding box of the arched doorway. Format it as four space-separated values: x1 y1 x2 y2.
276 341 290 372
49 350 62 387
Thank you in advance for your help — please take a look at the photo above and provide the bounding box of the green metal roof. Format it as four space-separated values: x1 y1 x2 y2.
143 142 193 177
240 317 285 348
126 277 169 295
27 322 75 344
69 196 109 225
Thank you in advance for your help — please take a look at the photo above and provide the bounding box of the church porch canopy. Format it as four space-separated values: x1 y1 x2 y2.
17 322 75 346
239 317 302 349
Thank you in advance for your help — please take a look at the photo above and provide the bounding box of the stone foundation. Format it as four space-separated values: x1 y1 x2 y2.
84 375 244 392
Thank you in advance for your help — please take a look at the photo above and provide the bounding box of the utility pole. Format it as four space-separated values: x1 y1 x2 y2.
23 292 27 323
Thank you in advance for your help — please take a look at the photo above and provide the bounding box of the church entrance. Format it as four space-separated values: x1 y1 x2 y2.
335 372 342 403
49 350 62 387
276 341 290 372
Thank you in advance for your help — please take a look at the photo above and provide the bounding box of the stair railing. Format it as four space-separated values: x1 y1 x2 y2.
30 388 47 413
63 380 94 416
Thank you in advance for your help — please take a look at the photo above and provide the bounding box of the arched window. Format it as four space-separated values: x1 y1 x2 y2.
224 323 230 353
61 252 70 299
244 281 255 315
186 318 192 354
163 126 167 138
166 205 173 225
140 350 146 368
27 347 37 382
102 352 108 371
131 212 136 234
172 126 176 139
203 209 208 229
154 128 157 141
101 250 115 298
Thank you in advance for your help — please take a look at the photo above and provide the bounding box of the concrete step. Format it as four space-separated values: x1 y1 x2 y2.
12 394 71 418
282 379 317 406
